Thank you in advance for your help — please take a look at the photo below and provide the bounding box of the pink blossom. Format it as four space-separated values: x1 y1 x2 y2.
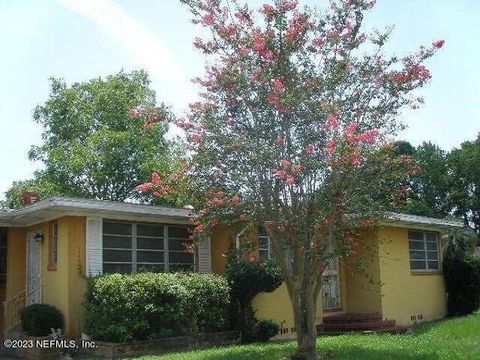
252 33 267 52
217 24 237 38
351 149 362 166
272 78 285 93
408 64 431 81
262 4 276 18
306 144 315 155
280 0 298 11
190 134 203 143
129 105 144 117
326 139 336 155
267 93 281 106
279 159 292 169
151 172 162 185
136 183 153 193
189 101 203 110
312 37 325 47
343 122 359 141
229 194 241 207
326 113 339 130
202 13 215 26
292 164 302 174
252 68 262 81
194 224 206 232
234 11 250 23
357 129 379 144
210 218 220 227
286 176 295 185
433 39 445 49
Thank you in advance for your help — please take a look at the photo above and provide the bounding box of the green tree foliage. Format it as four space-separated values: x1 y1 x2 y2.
448 134 480 236
1 175 57 209
442 228 480 316
225 245 282 343
406 142 450 217
19 70 176 203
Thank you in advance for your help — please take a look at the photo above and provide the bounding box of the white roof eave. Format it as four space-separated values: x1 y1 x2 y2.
0 197 193 227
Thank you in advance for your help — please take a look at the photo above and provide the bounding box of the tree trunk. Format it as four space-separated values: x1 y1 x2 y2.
290 284 320 360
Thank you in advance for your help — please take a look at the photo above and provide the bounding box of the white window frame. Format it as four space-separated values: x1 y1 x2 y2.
102 221 193 273
408 230 440 272
258 233 272 261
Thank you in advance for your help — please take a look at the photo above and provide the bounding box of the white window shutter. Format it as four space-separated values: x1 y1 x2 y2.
198 237 212 273
86 217 103 277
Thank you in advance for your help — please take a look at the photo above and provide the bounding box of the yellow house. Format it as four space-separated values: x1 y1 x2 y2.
0 196 462 340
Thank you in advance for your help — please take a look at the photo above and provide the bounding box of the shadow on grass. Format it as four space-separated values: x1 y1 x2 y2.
324 344 439 360
127 340 440 360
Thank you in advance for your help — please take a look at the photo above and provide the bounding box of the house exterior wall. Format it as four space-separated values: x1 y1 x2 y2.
378 226 447 326
4 213 449 339
5 217 87 338
211 224 324 337
343 231 383 315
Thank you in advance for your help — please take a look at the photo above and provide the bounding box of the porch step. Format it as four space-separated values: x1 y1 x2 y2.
320 319 396 332
323 312 382 324
318 313 405 334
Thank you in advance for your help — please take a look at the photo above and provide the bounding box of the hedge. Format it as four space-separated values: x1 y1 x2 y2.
21 304 64 336
84 272 230 342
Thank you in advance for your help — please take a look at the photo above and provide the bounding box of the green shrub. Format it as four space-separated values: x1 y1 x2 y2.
443 228 480 316
20 304 63 336
175 273 231 333
444 254 480 316
84 272 230 342
225 247 283 343
251 320 280 342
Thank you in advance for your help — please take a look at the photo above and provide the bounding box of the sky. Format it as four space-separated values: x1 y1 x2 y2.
0 0 479 198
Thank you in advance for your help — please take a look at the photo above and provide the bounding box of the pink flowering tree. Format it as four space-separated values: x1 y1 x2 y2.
141 0 443 358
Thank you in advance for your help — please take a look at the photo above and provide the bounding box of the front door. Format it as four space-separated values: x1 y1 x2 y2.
26 232 42 305
322 259 341 310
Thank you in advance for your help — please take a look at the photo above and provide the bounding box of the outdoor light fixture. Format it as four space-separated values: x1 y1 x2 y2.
34 232 44 243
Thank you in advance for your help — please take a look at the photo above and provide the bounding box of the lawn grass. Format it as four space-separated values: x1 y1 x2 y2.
91 311 480 360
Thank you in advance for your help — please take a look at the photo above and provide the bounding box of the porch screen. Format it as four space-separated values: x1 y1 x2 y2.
102 221 193 274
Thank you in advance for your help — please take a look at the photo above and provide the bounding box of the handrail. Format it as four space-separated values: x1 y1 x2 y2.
3 283 44 334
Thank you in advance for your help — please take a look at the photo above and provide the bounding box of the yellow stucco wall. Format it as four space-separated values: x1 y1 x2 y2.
4 216 448 339
5 217 87 338
378 226 446 326
66 216 86 337
344 231 383 315
211 224 324 337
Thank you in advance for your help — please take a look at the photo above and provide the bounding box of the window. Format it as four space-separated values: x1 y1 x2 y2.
258 228 271 261
257 229 293 273
408 230 439 271
102 221 193 274
49 222 58 269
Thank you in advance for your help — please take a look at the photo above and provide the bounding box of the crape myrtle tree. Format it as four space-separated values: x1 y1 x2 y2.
137 1 443 358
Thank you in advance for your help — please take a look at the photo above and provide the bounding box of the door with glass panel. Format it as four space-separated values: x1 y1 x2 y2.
322 259 341 310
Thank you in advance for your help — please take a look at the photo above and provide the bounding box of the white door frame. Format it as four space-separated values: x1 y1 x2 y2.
322 258 341 310
26 232 42 305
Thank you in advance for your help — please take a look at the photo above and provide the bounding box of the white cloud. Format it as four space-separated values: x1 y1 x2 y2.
56 0 185 83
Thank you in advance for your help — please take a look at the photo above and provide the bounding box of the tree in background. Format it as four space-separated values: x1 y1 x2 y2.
448 134 480 236
406 142 450 218
1 176 57 209
2 70 184 208
138 1 443 358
